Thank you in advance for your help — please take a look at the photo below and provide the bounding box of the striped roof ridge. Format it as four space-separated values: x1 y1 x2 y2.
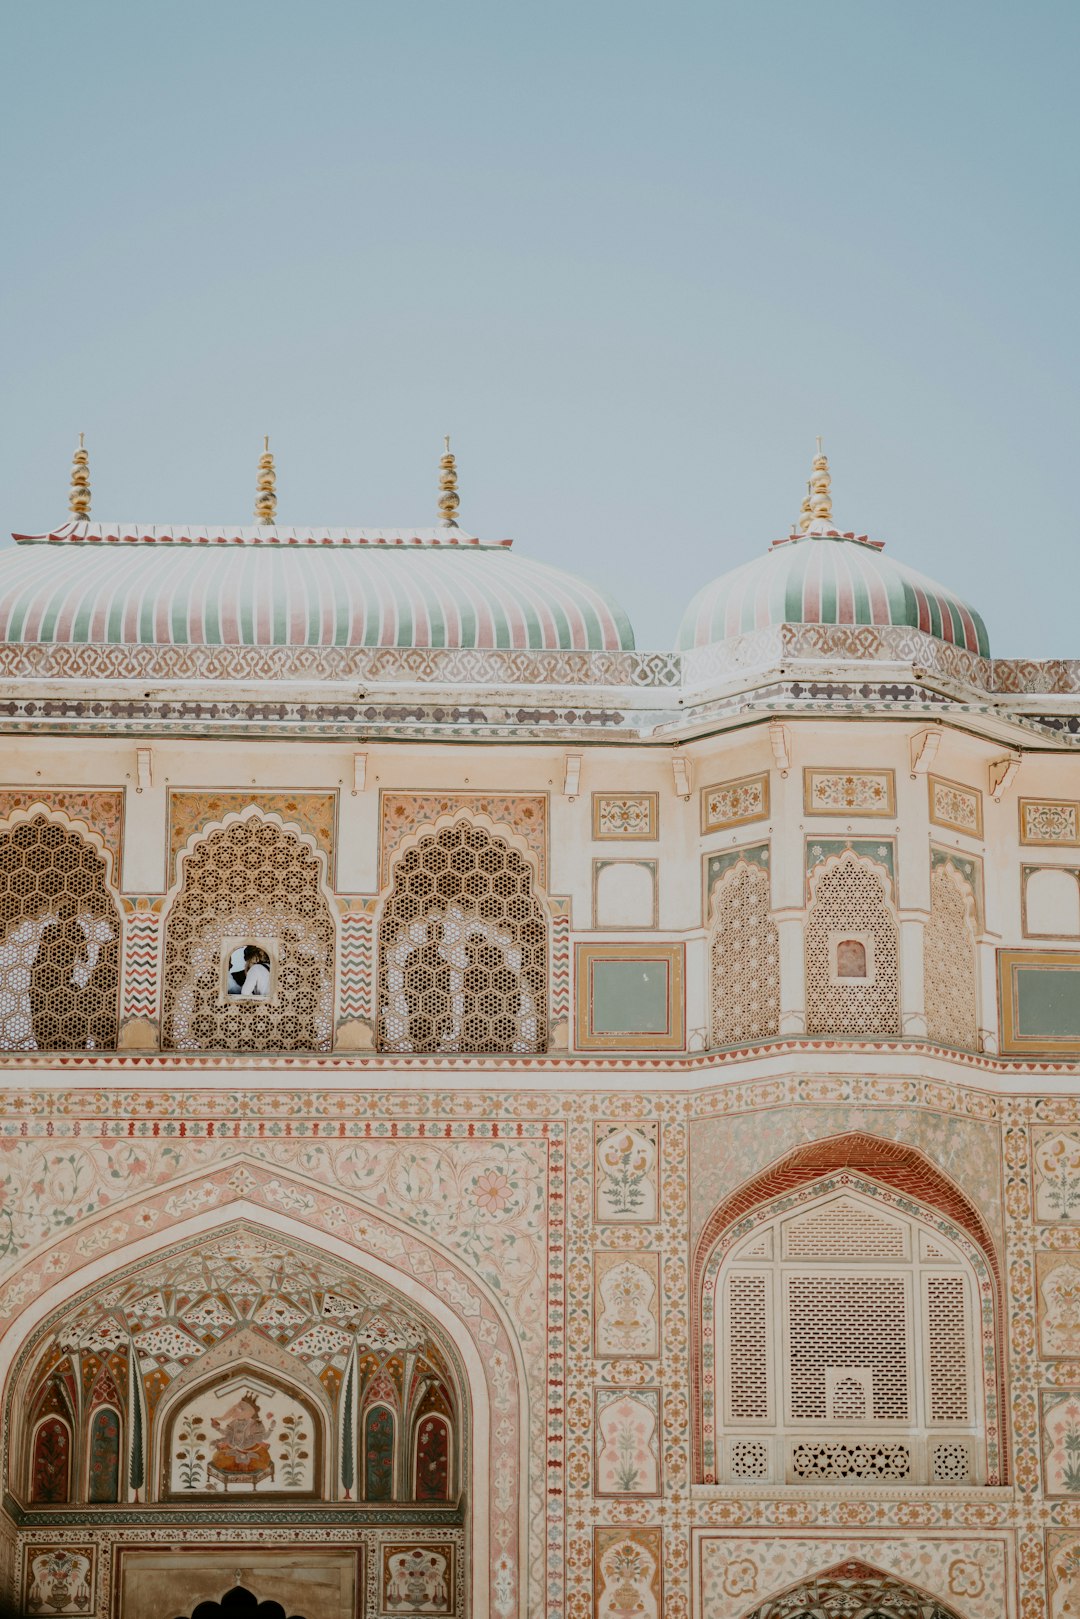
676 531 989 658
0 533 634 652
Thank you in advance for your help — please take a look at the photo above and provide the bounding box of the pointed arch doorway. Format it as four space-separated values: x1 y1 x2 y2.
741 1558 969 1618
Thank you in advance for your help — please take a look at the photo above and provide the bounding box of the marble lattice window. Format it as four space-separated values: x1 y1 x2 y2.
713 1190 983 1486
163 816 335 1052
924 860 979 1050
708 858 780 1048
805 852 900 1037
0 816 120 1051
378 818 547 1054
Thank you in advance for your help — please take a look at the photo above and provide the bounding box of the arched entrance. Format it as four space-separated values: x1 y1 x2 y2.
742 1558 969 1617
0 1191 523 1618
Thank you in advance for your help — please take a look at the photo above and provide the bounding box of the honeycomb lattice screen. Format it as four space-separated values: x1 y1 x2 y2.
0 817 120 1051
925 861 979 1050
163 818 335 1052
378 819 548 1054
805 852 900 1036
709 860 780 1047
717 1192 981 1485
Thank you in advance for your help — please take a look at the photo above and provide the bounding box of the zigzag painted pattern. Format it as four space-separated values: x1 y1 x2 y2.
550 913 571 1022
340 910 374 1021
122 909 161 1020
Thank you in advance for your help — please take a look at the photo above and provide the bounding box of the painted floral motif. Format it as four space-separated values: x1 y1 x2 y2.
0 790 123 875
25 1547 93 1616
804 769 895 815
1044 1392 1080 1494
174 1412 208 1490
381 792 547 886
1022 799 1080 845
1041 1258 1080 1357
594 1123 659 1222
592 794 658 840
929 776 982 836
595 1389 660 1495
383 1544 453 1614
702 774 769 833
595 1254 659 1357
169 791 337 881
595 1528 661 1619
1035 1131 1080 1221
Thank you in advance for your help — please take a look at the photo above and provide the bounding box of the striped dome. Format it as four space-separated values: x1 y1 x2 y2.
0 524 634 652
677 530 989 657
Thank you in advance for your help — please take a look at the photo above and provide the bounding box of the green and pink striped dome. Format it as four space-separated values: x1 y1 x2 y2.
676 530 989 656
0 523 634 652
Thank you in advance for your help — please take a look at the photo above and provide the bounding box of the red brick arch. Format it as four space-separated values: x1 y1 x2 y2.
691 1130 1007 1484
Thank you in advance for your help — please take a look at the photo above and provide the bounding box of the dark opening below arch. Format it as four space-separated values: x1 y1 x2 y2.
174 1586 306 1619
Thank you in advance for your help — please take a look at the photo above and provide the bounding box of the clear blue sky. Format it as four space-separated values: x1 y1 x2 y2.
1 1 1077 654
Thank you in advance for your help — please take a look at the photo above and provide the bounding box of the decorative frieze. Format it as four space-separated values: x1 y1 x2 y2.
1020 799 1080 847
591 793 659 841
701 773 769 834
803 769 896 817
929 775 984 838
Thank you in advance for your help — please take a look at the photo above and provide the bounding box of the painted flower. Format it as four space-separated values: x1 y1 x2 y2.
473 1169 513 1214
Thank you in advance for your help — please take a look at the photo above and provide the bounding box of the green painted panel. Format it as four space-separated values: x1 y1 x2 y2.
591 959 670 1035
1016 966 1080 1039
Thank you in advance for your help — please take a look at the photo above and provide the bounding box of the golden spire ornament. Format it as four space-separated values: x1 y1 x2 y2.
797 436 833 533
438 436 460 527
68 433 91 520
254 435 277 525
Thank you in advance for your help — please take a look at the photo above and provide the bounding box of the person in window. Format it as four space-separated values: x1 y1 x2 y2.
227 945 248 996
240 945 272 999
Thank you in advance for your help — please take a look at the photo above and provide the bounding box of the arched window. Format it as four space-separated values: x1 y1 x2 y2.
704 1185 986 1487
30 1416 71 1504
708 856 779 1048
163 816 335 1051
414 1414 451 1501
742 1559 969 1619
378 819 548 1053
87 1405 122 1504
0 817 120 1051
363 1404 396 1502
925 859 979 1049
805 851 900 1036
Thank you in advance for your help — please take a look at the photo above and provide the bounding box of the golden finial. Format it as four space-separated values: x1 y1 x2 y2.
254 435 277 525
797 436 833 533
438 435 460 527
68 432 91 520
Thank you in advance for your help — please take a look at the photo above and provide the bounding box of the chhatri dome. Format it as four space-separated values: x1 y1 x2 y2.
0 438 634 653
677 442 989 657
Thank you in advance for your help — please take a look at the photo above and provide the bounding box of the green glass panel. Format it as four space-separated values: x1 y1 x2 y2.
591 959 670 1035
1016 967 1080 1039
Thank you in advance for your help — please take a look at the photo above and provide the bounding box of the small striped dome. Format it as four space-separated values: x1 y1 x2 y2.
0 524 634 652
677 530 989 657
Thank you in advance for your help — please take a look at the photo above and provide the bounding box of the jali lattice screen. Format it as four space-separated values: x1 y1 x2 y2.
709 858 780 1047
805 851 900 1036
924 860 979 1050
0 816 120 1050
378 819 547 1053
163 817 335 1051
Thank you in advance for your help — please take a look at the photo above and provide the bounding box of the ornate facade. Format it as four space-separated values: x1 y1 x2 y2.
0 440 1077 1616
